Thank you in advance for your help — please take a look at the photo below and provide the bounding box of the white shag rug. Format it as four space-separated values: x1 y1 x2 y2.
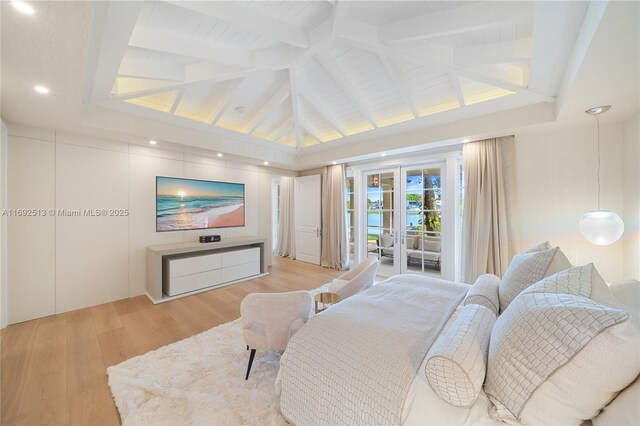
107 284 330 425
108 319 287 425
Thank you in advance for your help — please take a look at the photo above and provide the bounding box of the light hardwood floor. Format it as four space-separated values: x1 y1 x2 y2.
1 258 341 426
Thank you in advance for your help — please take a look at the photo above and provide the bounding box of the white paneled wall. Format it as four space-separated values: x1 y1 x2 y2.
7 136 56 323
6 124 282 324
55 143 130 312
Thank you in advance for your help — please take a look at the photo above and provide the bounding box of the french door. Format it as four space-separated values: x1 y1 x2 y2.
362 160 455 279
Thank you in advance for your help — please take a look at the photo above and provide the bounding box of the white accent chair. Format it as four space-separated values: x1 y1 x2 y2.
328 259 380 301
240 290 313 379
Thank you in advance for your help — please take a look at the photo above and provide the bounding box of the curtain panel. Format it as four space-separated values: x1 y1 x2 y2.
276 176 296 258
462 136 513 283
321 164 349 270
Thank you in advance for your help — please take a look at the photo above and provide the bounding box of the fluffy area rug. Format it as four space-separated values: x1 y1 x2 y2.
107 284 330 425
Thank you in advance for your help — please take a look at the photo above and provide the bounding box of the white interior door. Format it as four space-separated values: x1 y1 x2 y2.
295 174 321 265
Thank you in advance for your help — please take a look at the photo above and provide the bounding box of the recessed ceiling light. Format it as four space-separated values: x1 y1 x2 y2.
585 105 612 115
263 161 269 166
332 161 337 165
12 1 35 15
463 138 470 143
34 85 49 94
381 153 387 157
149 140 157 145
217 153 223 157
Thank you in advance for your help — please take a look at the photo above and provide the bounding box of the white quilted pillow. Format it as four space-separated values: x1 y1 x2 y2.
463 274 500 315
486 264 640 425
499 246 572 312
523 241 551 253
425 304 496 407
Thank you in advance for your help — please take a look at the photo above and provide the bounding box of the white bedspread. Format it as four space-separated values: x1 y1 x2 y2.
278 274 469 425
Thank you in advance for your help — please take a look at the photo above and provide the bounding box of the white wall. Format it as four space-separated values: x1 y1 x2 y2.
6 124 285 324
622 111 640 280
512 121 625 282
0 121 7 328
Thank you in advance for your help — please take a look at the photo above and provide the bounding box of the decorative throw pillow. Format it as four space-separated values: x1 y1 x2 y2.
463 274 500 315
406 237 416 250
380 234 394 248
425 304 496 407
523 241 551 253
486 264 640 425
498 247 558 312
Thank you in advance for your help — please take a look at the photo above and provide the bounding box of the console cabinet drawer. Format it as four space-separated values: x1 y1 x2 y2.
221 261 260 282
222 247 260 267
170 253 221 278
164 269 222 296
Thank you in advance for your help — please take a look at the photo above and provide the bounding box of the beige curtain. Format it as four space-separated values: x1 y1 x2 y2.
276 176 296 258
321 164 349 270
462 136 513 283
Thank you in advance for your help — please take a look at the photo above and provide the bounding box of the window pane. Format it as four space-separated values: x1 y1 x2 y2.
367 212 381 228
380 191 394 209
382 210 393 229
367 192 380 209
406 192 423 210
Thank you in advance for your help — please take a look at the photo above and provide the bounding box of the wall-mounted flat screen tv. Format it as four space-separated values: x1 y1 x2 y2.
156 176 245 232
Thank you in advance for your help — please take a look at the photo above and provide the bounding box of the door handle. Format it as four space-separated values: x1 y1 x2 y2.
401 232 405 245
394 232 398 244
316 227 321 237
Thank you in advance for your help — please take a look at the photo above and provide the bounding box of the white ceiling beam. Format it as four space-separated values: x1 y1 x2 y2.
164 1 309 48
118 57 185 82
113 63 276 100
531 1 592 99
451 75 466 107
129 27 253 68
289 67 302 149
111 45 306 100
332 1 351 39
298 87 347 136
378 55 419 118
82 1 142 103
299 118 326 143
315 51 379 128
379 1 535 43
271 117 294 142
168 88 185 114
454 39 533 66
244 82 291 134
342 37 553 102
209 79 244 124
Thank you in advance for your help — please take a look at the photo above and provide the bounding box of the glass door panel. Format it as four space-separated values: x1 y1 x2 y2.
365 170 400 276
403 166 443 277
346 176 355 260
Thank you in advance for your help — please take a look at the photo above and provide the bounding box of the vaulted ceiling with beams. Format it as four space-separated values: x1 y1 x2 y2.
84 0 587 151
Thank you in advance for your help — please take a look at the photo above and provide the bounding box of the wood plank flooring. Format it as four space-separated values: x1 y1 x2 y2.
1 258 341 426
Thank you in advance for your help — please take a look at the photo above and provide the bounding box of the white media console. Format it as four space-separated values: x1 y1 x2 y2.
146 236 267 303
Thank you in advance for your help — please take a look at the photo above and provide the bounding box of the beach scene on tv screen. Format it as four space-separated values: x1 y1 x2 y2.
156 177 245 231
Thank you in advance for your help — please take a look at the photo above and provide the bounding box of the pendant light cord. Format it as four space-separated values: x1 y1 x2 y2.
596 114 601 210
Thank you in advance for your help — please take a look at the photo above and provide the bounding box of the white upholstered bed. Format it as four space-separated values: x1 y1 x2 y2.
276 245 640 426
276 274 499 425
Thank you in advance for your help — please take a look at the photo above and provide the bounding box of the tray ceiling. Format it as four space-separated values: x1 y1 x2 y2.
83 0 586 151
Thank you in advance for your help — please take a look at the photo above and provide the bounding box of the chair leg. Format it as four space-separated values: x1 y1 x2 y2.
246 345 249 350
245 349 257 380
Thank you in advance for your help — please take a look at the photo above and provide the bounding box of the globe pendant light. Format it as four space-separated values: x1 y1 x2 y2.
579 105 624 245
